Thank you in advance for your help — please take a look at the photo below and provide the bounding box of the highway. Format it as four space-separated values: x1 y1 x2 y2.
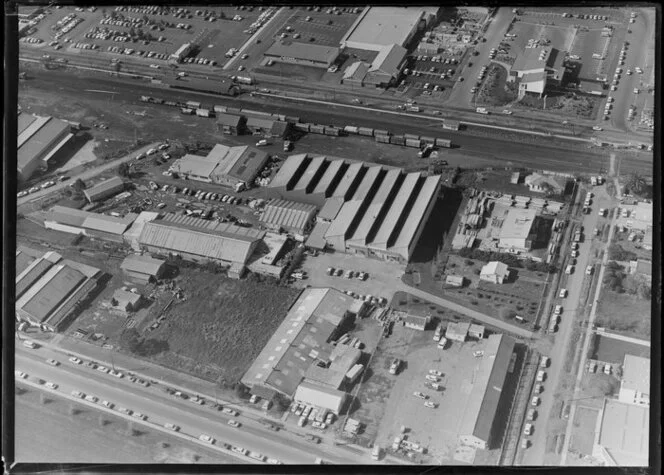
15 343 375 465
18 67 651 177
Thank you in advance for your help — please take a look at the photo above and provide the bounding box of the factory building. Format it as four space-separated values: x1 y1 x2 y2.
15 249 101 332
458 334 516 449
270 154 441 263
241 287 365 399
592 399 649 466
264 41 340 69
120 254 167 285
497 208 540 251
41 205 138 243
509 47 566 97
169 144 269 190
340 7 431 51
137 213 264 271
259 199 318 240
18 112 74 182
83 177 125 203
342 44 408 88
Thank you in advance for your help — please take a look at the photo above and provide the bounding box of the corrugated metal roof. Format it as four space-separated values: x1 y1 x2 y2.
138 214 263 264
120 254 165 276
458 334 515 443
18 115 49 147
82 213 136 235
348 169 401 244
294 381 346 413
331 162 364 199
293 155 327 192
350 165 383 202
216 113 242 127
259 199 317 234
305 221 330 250
269 154 309 189
312 159 346 196
391 175 440 253
369 44 407 76
246 117 275 129
369 173 421 249
318 198 345 221
16 248 37 276
18 265 86 322
113 288 142 306
325 201 363 239
84 177 125 201
226 147 269 183
171 154 219 179
16 258 54 298
18 112 38 135
343 7 424 50
18 116 70 171
45 205 90 227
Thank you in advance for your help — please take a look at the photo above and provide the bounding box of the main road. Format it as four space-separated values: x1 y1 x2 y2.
18 68 653 176
15 344 376 465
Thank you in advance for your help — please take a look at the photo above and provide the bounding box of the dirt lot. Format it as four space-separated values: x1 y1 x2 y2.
594 280 651 340
568 405 600 456
136 268 300 383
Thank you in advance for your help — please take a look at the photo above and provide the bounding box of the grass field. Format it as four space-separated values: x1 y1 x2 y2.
15 384 230 463
595 285 650 339
144 268 300 383
590 333 650 364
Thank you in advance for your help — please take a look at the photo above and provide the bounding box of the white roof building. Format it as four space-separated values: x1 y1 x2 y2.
341 7 425 51
293 380 347 415
619 355 650 406
480 261 510 284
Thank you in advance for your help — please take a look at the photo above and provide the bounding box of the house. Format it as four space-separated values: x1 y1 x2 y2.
216 113 244 135
480 261 510 284
618 355 649 406
342 61 371 87
402 314 430 331
525 173 566 194
445 275 465 287
120 254 166 284
112 289 142 313
446 321 471 342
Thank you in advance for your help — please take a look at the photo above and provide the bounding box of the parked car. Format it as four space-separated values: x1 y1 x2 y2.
228 419 241 428
531 396 540 406
46 358 60 366
69 356 82 364
199 434 215 444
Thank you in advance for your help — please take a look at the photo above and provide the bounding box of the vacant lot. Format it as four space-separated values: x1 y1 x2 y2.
595 284 651 339
142 268 299 383
15 384 230 463
569 405 600 456
590 333 650 364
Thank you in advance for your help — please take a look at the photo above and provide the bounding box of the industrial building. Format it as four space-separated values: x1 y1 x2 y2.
480 261 510 284
83 176 125 203
618 355 650 406
341 44 408 88
509 47 566 97
15 249 101 332
120 254 167 285
17 112 74 182
458 334 516 449
259 199 318 239
42 205 138 243
497 208 540 251
241 287 365 399
340 7 431 51
216 113 245 135
264 41 340 69
592 398 649 466
402 314 430 331
270 154 441 263
169 144 269 189
112 288 142 313
293 381 347 415
138 213 265 270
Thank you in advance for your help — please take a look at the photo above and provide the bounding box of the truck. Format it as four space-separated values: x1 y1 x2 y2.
418 144 434 158
592 53 604 60
232 76 253 85
372 445 381 460
433 323 443 341
589 90 604 96
388 359 400 375
476 107 489 114
283 140 292 152
406 105 421 112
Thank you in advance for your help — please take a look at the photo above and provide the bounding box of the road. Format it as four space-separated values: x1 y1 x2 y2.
19 68 649 178
558 195 618 465
518 184 607 465
15 344 376 465
17 142 160 207
399 284 537 340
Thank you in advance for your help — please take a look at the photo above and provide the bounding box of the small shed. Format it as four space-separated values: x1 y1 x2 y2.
446 321 471 342
445 275 465 287
402 314 430 331
468 324 485 340
120 254 166 284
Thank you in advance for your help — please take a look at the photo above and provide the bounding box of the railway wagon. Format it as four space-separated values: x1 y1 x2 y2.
344 125 359 134
309 124 326 134
421 136 436 145
404 133 420 141
324 126 341 136
243 109 273 119
284 116 300 123
295 123 311 132
226 107 243 115
214 105 227 113
405 138 422 148
390 135 406 146
435 138 452 148
375 134 390 144
358 127 374 137
374 129 391 137
186 101 201 109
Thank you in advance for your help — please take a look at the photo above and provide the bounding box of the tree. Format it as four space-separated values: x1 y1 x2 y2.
71 178 86 191
120 328 142 354
624 173 647 196
118 162 131 177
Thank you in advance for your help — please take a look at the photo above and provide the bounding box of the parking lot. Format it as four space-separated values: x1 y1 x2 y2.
402 54 465 97
296 251 404 304
370 330 509 463
275 6 361 47
22 5 266 69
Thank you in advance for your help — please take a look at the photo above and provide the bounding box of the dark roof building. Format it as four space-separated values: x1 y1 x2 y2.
458 334 516 449
42 205 137 243
216 113 244 135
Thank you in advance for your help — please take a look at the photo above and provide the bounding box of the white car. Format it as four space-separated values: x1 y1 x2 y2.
46 358 60 366
69 356 83 364
604 364 611 375
413 391 427 399
593 125 603 131
85 394 99 403
109 370 124 378
227 419 241 428
71 390 85 399
428 369 443 377
502 110 513 115
559 289 568 298
554 305 563 315
531 396 540 406
523 423 533 436
15 371 28 379
424 401 438 408
96 366 110 373
101 400 114 408
540 356 550 368
425 374 439 382
199 434 215 444
231 446 248 455
132 412 147 421
45 382 58 389
165 423 180 431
